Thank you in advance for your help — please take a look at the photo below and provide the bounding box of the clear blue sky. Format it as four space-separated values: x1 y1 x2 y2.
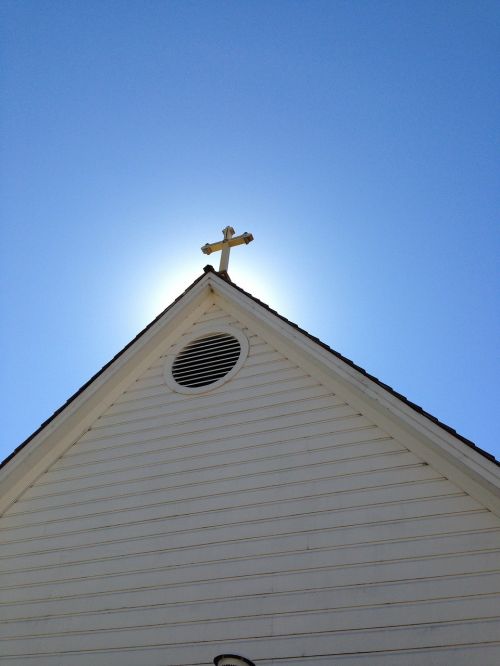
1 0 498 462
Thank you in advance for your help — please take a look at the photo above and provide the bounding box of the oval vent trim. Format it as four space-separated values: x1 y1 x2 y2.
164 325 249 394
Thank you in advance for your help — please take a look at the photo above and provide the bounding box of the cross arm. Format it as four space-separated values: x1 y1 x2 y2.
201 232 253 255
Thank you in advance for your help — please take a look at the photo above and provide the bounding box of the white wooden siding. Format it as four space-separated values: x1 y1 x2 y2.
1 302 499 665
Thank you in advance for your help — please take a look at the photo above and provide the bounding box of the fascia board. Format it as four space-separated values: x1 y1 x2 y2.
211 276 500 514
0 278 213 514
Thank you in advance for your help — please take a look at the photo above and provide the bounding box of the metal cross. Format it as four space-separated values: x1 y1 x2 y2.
201 226 254 273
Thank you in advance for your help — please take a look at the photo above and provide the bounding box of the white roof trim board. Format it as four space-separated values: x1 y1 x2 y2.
1 267 499 516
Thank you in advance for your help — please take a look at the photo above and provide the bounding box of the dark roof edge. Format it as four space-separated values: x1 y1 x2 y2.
216 272 499 467
0 268 214 471
3 263 497 471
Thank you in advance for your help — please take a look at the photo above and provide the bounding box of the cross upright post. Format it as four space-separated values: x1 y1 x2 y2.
201 226 254 274
219 226 235 273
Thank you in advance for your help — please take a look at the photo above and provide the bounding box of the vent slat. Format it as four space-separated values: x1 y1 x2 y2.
176 335 234 353
173 349 241 372
174 358 240 378
174 346 240 366
174 354 239 371
173 343 240 362
171 333 242 388
173 362 239 382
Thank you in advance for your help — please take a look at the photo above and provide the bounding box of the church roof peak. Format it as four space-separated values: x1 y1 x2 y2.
2 268 498 517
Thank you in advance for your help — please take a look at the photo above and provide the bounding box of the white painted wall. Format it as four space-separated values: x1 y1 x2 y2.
1 301 499 665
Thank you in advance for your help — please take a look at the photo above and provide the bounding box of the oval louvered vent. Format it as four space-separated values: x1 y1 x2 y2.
172 332 242 388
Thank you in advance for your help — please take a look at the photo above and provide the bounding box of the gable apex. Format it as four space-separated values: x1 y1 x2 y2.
1 266 498 517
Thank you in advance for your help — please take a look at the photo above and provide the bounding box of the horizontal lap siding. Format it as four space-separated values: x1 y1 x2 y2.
1 303 499 665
